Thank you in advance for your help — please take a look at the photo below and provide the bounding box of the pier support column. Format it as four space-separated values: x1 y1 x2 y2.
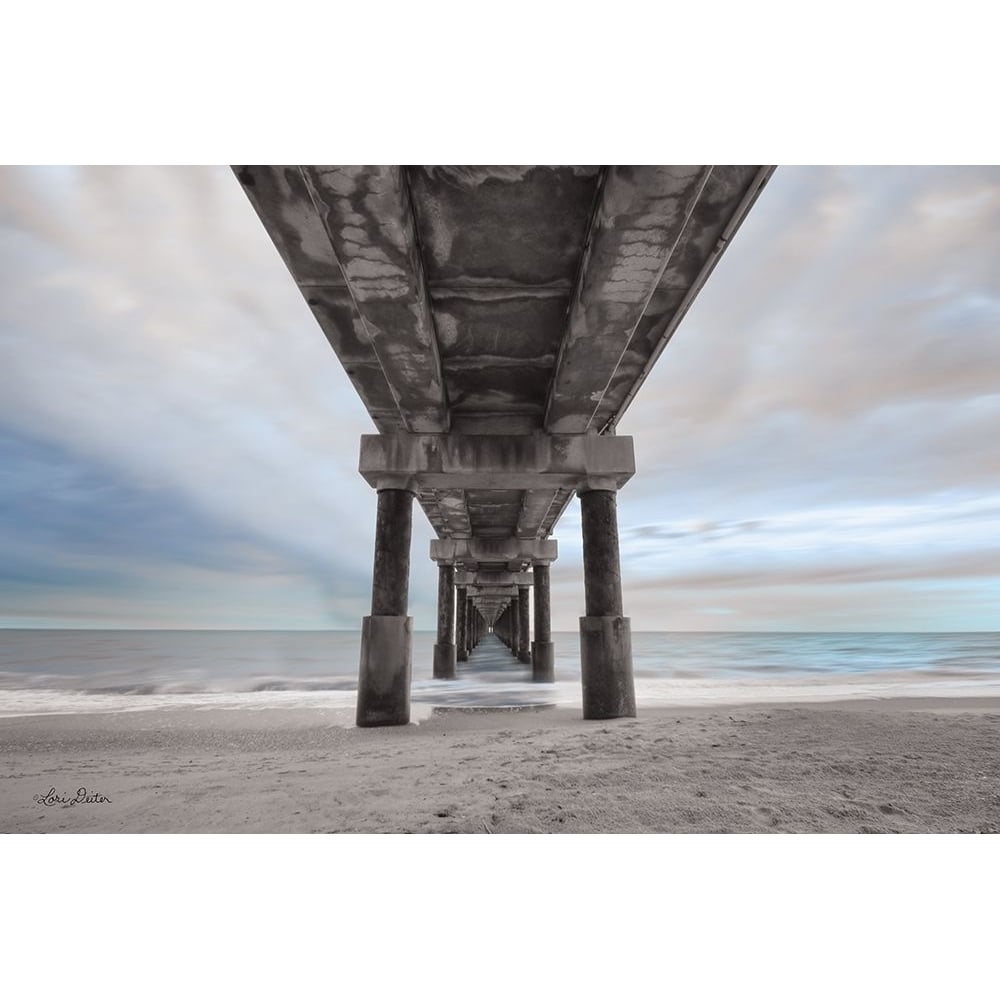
433 563 456 680
358 488 414 727
456 585 468 661
517 585 531 664
531 563 555 682
510 598 520 658
579 489 635 720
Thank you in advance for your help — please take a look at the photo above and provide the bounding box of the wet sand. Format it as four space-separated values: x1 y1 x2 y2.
2 697 999 833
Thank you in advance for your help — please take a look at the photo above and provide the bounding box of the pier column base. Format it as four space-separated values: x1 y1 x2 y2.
432 642 456 680
530 640 555 683
579 616 635 719
357 615 412 727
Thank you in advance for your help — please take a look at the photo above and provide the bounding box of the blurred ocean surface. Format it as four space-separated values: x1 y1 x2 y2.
1 630 999 719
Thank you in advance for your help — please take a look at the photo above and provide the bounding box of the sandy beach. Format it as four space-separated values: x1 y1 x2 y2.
3 697 999 833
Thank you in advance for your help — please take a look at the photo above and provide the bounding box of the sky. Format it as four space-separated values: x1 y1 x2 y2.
1 165 998 631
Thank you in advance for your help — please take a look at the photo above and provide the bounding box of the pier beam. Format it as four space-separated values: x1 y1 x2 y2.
531 563 555 682
456 584 468 661
358 488 414 727
433 562 456 679
517 585 531 664
579 489 636 720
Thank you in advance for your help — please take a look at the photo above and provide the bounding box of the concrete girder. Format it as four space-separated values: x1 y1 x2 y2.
589 166 776 433
362 432 634 493
233 166 344 283
515 488 568 540
417 488 473 539
300 167 450 433
535 488 575 540
544 166 713 434
234 166 403 433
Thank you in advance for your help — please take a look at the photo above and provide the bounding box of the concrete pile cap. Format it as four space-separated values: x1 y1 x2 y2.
430 538 558 566
362 432 635 492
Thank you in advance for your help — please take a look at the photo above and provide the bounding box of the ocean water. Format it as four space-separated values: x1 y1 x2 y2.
1 629 999 719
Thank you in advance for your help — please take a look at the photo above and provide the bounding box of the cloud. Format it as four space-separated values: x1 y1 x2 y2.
0 166 395 626
629 548 1000 591
2 165 999 630
597 166 1000 628
621 168 1000 465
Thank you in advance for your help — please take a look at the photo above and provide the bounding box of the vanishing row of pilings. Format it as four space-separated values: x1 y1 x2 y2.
354 431 638 727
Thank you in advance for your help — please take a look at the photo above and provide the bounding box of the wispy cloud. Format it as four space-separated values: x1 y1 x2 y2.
1 165 998 629
0 166 385 626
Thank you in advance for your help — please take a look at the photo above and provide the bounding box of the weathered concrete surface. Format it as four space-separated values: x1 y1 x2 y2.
545 166 712 433
580 489 624 617
237 165 772 550
371 489 412 616
510 598 521 660
456 584 468 661
433 562 456 680
299 167 449 435
465 597 476 651
530 641 555 683
579 616 636 719
431 538 557 570
408 166 601 429
357 615 412 727
435 562 455 639
532 562 554 682
588 166 773 433
578 489 633 716
517 586 531 663
360 432 635 492
432 643 456 680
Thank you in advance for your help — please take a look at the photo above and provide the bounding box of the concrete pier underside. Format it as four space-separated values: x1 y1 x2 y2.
237 165 773 725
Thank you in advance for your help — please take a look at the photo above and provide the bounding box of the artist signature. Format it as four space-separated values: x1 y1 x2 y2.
33 787 112 807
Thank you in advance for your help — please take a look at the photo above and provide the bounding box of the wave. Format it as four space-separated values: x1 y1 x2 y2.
4 672 1000 720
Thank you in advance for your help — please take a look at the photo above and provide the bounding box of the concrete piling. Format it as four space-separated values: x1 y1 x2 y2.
578 489 636 719
531 563 555 682
433 562 456 679
456 585 468 661
357 488 414 727
517 585 531 663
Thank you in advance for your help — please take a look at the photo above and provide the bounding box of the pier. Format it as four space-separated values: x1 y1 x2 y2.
236 165 773 725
